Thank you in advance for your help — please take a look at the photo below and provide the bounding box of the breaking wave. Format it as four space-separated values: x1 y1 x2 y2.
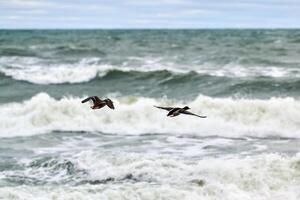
0 56 300 84
0 93 300 138
1 152 300 199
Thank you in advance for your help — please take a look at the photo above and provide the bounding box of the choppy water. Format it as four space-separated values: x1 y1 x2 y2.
0 29 300 200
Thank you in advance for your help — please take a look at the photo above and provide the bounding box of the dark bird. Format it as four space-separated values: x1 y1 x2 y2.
81 96 115 110
154 105 206 118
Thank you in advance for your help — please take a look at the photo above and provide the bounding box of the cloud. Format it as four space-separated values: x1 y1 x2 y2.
61 4 114 12
0 0 58 8
0 15 23 20
155 9 217 19
0 0 114 11
17 9 49 15
1 0 300 28
125 0 190 6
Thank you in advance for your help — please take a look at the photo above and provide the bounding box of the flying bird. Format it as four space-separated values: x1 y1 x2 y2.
81 96 115 110
154 105 206 118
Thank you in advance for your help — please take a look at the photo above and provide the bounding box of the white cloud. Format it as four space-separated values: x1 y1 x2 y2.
17 9 49 14
0 15 23 20
0 0 58 8
0 15 91 22
126 0 190 6
1 0 300 28
155 9 216 18
61 4 115 12
0 0 115 13
130 19 156 25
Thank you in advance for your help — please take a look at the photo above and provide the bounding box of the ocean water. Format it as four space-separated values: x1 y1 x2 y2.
0 29 300 200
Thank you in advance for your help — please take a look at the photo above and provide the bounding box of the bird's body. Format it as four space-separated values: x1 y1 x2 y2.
81 96 114 110
154 105 206 118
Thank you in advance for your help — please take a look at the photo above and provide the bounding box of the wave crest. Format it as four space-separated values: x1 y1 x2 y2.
1 152 300 199
1 56 300 84
0 93 299 138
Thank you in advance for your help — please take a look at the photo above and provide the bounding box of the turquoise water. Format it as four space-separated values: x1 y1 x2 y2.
1 30 300 102
0 30 300 199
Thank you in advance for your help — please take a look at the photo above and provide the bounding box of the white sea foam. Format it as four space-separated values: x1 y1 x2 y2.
0 56 299 84
1 153 300 200
0 93 300 138
0 57 106 84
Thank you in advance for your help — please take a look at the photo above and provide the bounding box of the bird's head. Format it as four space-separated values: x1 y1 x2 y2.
183 106 190 110
104 98 115 109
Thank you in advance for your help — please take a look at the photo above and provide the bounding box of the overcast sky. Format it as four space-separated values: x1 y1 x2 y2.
0 0 299 29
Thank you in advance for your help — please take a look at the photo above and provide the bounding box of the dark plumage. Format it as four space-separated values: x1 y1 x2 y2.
81 96 115 110
154 105 206 118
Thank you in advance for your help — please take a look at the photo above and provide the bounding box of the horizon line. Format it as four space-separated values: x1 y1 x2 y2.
1 27 300 30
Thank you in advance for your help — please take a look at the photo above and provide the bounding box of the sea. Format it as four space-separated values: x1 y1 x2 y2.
0 29 300 199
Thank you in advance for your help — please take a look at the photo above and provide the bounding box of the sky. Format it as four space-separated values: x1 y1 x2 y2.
0 0 300 29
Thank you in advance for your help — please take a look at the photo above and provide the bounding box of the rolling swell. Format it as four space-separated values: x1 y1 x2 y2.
53 45 107 57
1 69 300 104
0 47 38 57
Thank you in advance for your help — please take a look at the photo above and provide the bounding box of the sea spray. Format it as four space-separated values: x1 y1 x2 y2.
1 93 300 138
1 152 300 199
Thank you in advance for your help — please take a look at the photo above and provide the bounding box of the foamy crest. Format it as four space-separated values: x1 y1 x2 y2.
1 153 300 200
0 57 112 84
200 65 300 78
0 93 300 138
72 152 300 199
1 56 300 84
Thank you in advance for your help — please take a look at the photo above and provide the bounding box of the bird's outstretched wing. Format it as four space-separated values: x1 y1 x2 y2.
81 96 92 103
105 99 115 109
181 110 207 118
154 106 174 111
81 96 101 104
